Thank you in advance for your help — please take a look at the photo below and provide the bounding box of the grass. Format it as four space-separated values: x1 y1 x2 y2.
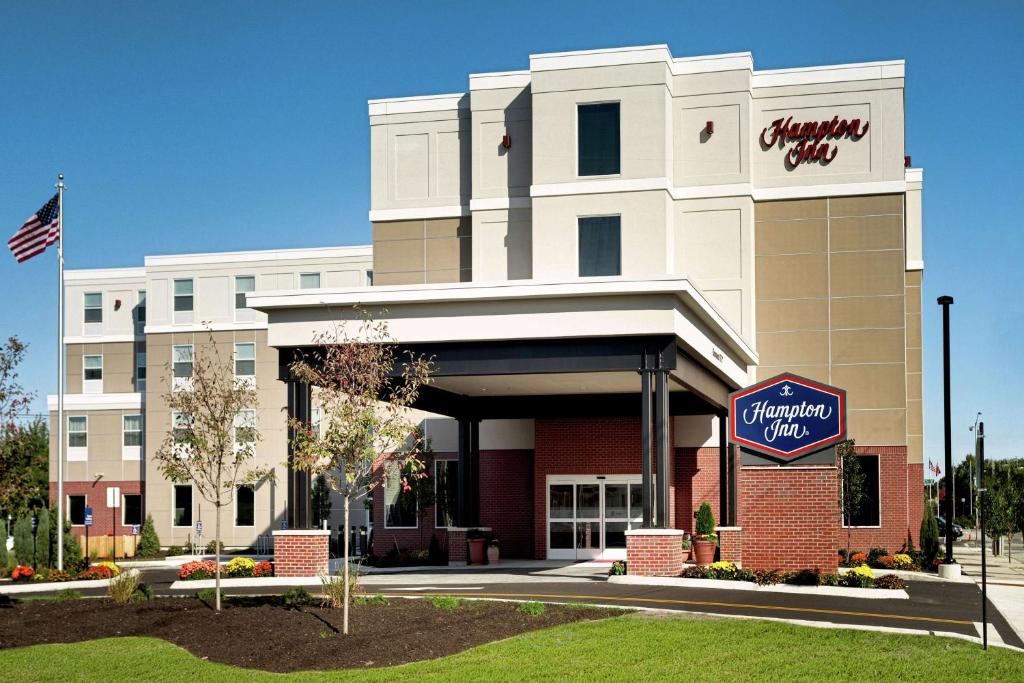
0 614 1019 682
517 601 546 617
428 595 462 611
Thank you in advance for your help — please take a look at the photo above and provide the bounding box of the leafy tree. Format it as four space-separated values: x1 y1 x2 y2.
920 504 940 567
411 441 437 549
54 516 84 573
34 508 50 568
312 475 332 530
13 514 33 567
838 440 865 564
289 310 432 635
0 337 33 423
153 334 273 612
136 514 162 557
0 419 48 517
0 523 7 573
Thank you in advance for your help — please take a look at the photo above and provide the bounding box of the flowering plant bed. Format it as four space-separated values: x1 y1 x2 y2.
678 561 901 590
10 566 34 582
179 558 273 580
3 564 121 585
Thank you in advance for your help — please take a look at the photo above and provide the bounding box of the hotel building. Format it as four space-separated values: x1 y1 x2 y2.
51 45 925 572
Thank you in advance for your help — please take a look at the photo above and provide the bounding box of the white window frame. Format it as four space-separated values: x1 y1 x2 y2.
172 484 194 528
67 416 88 461
841 453 883 529
299 272 321 289
576 214 623 278
234 484 256 528
121 493 143 527
67 494 87 526
575 100 622 179
172 344 193 391
173 278 194 324
234 342 256 387
82 354 104 394
234 275 256 322
234 409 256 452
83 291 103 335
383 464 418 529
122 414 143 460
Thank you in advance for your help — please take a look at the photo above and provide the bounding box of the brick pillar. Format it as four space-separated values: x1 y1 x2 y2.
447 529 467 565
625 529 685 576
272 530 329 577
718 526 743 565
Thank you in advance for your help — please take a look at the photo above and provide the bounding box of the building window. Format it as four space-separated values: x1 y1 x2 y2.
68 416 87 448
234 342 255 378
173 485 193 527
122 494 142 527
235 275 255 310
171 412 193 442
845 455 881 527
83 355 103 393
384 465 417 528
136 290 147 325
173 345 193 379
578 216 621 277
299 272 321 289
122 414 142 447
234 409 256 449
236 485 255 527
173 279 194 312
68 495 86 525
578 102 620 176
83 292 103 323
435 460 459 528
136 351 147 391
366 270 374 286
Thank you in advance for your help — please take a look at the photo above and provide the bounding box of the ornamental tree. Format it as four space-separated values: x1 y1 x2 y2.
838 440 866 565
0 338 46 519
153 334 272 612
288 310 432 635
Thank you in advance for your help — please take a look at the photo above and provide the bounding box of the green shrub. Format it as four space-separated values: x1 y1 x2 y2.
0 524 7 570
204 540 224 555
132 583 155 602
13 515 33 568
54 589 82 602
108 569 141 604
354 594 390 606
518 601 546 617
60 519 86 573
866 547 889 567
429 595 461 611
319 573 349 608
752 569 782 586
784 569 822 586
608 560 626 576
166 545 184 557
695 502 716 538
283 587 314 609
196 588 217 603
840 571 873 588
136 515 161 557
34 510 50 568
873 574 906 590
821 573 840 586
920 505 940 568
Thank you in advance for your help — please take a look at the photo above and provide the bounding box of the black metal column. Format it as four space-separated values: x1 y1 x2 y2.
286 380 313 529
456 417 481 527
640 352 654 528
654 360 670 528
938 295 955 564
718 411 729 526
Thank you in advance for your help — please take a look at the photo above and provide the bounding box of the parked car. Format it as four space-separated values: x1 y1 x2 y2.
936 516 964 539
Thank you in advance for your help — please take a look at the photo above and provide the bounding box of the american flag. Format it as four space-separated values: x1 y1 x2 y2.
8 192 60 263
928 459 941 476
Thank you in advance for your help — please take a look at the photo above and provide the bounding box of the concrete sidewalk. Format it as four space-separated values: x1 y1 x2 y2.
957 544 1024 643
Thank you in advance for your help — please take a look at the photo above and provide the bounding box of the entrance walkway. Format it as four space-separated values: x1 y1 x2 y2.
957 543 1024 644
332 559 611 585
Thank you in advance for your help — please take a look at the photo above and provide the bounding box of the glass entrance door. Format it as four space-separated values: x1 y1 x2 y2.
547 476 647 560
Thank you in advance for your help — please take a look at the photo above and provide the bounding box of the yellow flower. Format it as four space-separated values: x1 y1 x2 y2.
851 564 874 579
892 554 913 569
226 556 256 572
96 561 121 576
709 561 735 572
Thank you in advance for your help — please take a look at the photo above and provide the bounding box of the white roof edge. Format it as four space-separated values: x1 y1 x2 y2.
145 245 372 268
753 59 904 87
671 52 753 74
47 392 143 411
530 44 672 72
905 167 924 183
368 92 469 116
65 267 146 282
249 276 756 365
469 70 531 90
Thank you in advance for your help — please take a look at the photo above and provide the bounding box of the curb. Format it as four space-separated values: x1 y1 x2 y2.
608 574 909 600
0 578 111 595
170 576 322 590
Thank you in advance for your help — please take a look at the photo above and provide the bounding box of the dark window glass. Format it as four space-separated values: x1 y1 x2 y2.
385 465 417 527
578 102 620 176
136 290 146 324
69 495 86 525
84 292 103 323
578 216 621 276
236 486 255 526
174 279 193 312
173 485 193 527
435 460 459 528
123 494 142 526
847 455 881 526
235 276 255 310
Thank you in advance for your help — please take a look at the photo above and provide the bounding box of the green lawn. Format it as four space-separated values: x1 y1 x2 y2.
0 614 1019 682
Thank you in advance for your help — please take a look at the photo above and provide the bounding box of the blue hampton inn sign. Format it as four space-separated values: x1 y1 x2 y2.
729 373 846 461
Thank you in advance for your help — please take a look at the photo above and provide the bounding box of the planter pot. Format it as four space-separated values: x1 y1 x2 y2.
682 546 693 564
468 538 487 565
693 540 717 566
486 546 499 565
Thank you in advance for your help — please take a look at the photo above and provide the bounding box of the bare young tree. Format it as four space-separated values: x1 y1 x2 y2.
838 439 866 564
153 334 272 612
289 310 432 635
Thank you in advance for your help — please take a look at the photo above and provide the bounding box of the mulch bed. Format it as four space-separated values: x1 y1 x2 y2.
0 595 622 672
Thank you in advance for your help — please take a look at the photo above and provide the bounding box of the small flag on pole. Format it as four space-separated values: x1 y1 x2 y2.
8 193 60 262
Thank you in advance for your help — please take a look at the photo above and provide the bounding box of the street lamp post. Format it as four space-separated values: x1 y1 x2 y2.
938 295 955 565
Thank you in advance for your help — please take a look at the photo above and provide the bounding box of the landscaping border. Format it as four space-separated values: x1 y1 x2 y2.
608 574 909 599
0 578 111 595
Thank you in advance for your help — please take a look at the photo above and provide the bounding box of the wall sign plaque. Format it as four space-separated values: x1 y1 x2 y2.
761 115 869 168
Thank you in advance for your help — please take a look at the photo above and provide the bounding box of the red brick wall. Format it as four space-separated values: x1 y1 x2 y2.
625 531 685 576
738 464 840 571
674 447 720 533
370 449 534 559
843 446 917 553
719 527 743 564
49 480 144 539
273 533 329 577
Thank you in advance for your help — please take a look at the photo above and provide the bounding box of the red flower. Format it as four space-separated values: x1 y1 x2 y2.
253 561 274 577
11 565 34 582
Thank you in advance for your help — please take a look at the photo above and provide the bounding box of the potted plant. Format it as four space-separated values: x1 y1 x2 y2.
467 529 487 565
486 537 500 565
692 502 718 566
681 535 693 563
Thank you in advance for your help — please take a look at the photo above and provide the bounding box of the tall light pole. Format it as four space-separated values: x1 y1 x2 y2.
938 295 955 565
970 412 982 532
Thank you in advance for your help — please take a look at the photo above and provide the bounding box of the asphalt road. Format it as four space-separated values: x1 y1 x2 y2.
36 567 1021 650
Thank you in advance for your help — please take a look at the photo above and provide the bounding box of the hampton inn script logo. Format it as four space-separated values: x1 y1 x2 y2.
729 374 846 460
760 115 869 169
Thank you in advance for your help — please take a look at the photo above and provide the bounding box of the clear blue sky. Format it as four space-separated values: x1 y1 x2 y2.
2 2 1022 470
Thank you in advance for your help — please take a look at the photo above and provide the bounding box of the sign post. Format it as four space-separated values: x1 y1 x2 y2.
977 421 988 650
106 487 121 560
84 506 93 560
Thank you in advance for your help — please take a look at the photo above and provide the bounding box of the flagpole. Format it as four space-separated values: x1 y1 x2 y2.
56 174 65 571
